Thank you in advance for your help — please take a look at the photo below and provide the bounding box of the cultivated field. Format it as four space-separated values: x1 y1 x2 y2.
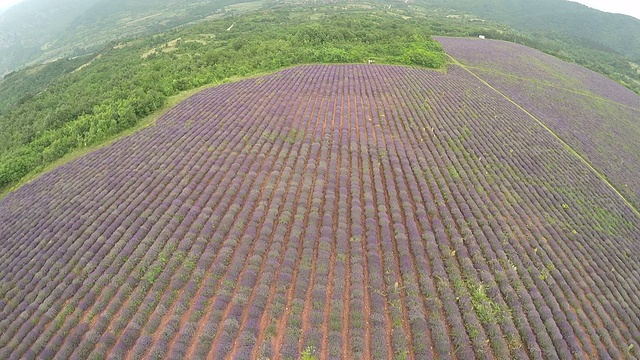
437 37 640 209
0 63 639 359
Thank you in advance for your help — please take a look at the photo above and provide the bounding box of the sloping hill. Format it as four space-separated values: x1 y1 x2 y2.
421 0 640 61
0 0 247 75
0 0 102 74
2 0 640 79
1 64 639 359
437 37 640 211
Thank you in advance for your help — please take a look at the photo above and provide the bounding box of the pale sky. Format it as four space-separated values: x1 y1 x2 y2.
0 0 24 12
0 0 638 19
0 0 23 8
570 0 640 19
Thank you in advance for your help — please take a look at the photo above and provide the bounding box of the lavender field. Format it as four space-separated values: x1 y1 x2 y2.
436 37 640 210
0 64 639 359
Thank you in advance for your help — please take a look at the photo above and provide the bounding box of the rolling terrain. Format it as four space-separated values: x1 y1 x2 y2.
1 47 639 359
0 0 253 75
2 0 640 86
420 0 640 60
0 11 446 194
1 4 640 197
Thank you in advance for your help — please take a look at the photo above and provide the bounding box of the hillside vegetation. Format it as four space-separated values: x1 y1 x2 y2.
1 63 638 359
0 0 246 75
2 2 640 196
0 10 445 193
2 0 640 85
394 2 640 94
419 0 640 61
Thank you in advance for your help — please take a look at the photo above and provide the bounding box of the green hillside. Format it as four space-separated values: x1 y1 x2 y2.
1 0 639 77
2 1 640 197
419 0 640 60
0 9 446 194
0 0 248 75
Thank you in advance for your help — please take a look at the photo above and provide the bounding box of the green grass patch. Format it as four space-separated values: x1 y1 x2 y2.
468 282 508 325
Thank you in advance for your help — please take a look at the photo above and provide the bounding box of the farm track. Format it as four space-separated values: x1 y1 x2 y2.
443 52 640 352
225 73 319 360
291 79 335 358
450 57 635 354
355 71 386 359
270 77 331 358
462 65 640 112
440 38 640 220
111 82 273 359
458 58 640 219
1 63 639 359
392 69 497 359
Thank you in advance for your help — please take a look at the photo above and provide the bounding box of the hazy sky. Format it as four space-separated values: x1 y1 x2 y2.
0 0 638 19
0 0 22 8
570 0 640 19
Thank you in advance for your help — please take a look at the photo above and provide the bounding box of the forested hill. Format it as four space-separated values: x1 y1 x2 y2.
0 0 246 75
1 0 640 75
1 1 640 195
419 0 640 61
0 0 101 74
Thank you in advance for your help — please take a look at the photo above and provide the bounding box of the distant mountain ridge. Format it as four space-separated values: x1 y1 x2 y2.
0 0 100 74
0 0 100 40
1 0 639 75
0 0 241 75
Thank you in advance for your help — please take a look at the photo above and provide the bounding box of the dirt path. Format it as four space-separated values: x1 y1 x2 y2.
199 92 304 359
452 56 637 356
131 89 276 360
269 72 331 358
448 55 640 219
370 73 417 360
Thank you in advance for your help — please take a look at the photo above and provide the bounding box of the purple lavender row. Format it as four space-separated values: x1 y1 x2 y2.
1 64 639 359
436 36 640 210
402 65 636 358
